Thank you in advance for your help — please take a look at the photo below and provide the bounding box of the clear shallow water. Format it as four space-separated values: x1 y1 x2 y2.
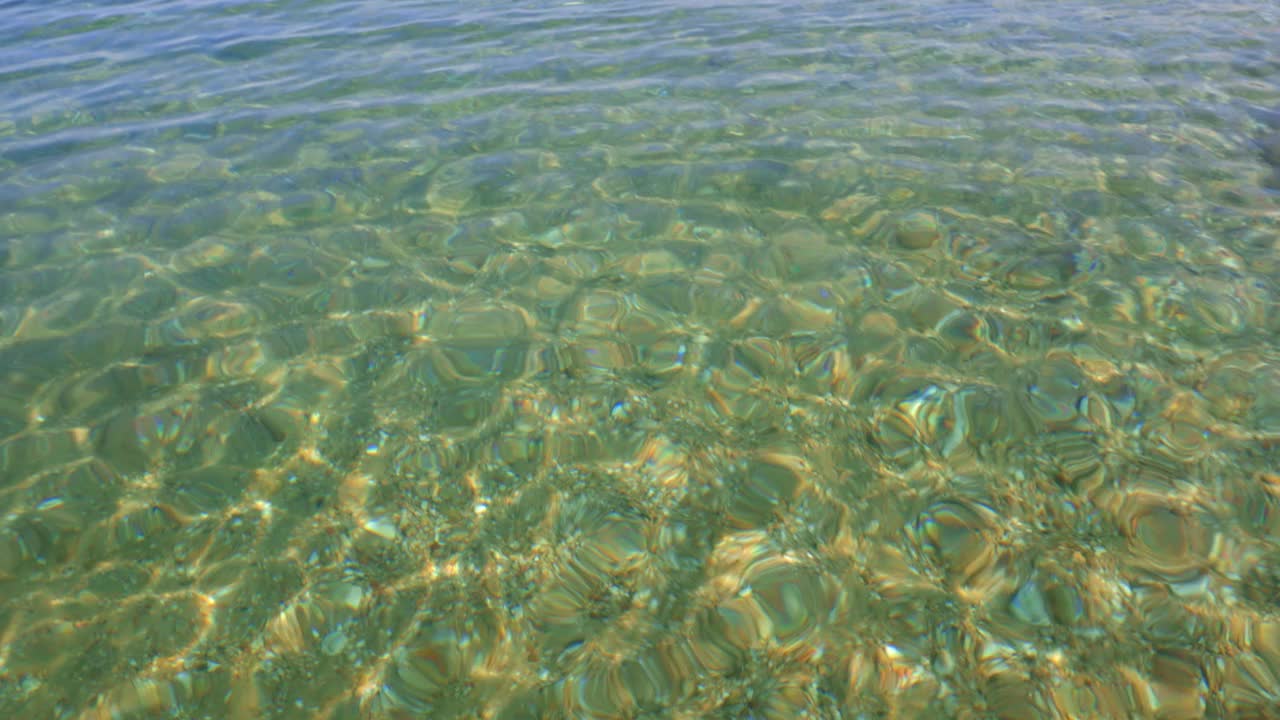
1 0 1279 718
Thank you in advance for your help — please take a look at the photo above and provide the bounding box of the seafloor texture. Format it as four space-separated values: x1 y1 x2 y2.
1 0 1279 718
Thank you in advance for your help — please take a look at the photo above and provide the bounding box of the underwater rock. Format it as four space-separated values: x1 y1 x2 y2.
1260 130 1280 190
1249 104 1280 190
895 210 942 249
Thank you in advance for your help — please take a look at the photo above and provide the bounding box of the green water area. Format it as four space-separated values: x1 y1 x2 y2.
1 1 1279 717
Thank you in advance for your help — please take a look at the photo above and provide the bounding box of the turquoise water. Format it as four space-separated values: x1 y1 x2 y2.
2 1 1280 718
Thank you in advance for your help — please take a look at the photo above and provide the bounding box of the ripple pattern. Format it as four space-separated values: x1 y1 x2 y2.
1 0 1279 718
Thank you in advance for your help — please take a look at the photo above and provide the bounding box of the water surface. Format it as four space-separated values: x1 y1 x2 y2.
2 1 1280 718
